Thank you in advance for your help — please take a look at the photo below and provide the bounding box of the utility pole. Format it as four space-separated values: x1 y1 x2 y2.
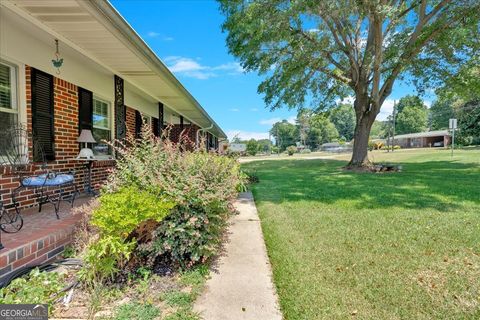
391 100 396 152
449 118 457 157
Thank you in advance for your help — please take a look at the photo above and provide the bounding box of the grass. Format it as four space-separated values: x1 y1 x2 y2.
113 302 160 320
243 148 480 320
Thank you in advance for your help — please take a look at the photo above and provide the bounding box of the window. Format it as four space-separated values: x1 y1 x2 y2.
0 62 18 131
92 97 112 157
142 114 151 126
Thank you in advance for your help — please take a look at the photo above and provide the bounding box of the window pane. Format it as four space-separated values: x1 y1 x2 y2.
93 99 109 129
0 112 16 157
92 127 111 156
0 63 12 109
0 111 16 130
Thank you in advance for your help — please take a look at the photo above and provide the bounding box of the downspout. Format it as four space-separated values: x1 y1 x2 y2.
196 123 214 148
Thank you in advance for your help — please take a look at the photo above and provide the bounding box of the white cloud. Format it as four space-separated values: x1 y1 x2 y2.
259 116 296 126
307 28 319 33
377 99 395 121
164 56 244 80
146 32 174 41
212 62 244 74
227 130 270 141
147 31 161 37
230 108 240 112
378 99 432 121
250 108 259 112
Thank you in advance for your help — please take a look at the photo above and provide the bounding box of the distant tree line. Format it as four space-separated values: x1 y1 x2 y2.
233 87 479 153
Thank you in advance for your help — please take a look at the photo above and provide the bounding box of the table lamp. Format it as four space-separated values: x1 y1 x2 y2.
77 129 96 159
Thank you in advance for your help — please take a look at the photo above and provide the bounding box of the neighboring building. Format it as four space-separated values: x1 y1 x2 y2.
229 143 247 153
0 0 226 274
321 142 351 152
389 130 451 148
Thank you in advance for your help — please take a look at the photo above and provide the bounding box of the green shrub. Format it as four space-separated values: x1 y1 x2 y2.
368 140 384 150
91 186 174 239
300 148 311 154
105 125 242 269
286 145 297 156
394 145 401 149
80 187 174 283
0 268 66 309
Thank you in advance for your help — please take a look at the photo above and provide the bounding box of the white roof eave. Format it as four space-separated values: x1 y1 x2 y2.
79 0 226 138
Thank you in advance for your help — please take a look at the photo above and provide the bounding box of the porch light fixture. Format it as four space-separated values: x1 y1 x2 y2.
51 39 64 74
77 129 96 159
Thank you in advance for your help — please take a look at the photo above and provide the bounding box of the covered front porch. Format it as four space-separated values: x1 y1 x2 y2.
0 195 92 280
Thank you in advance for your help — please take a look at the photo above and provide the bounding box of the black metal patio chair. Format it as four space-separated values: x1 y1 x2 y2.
0 126 78 224
0 198 22 235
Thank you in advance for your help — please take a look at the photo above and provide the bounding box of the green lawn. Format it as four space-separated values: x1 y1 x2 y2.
243 148 480 320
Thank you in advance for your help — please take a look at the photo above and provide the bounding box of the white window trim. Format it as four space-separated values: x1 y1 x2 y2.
0 61 17 113
0 57 26 164
142 112 151 126
92 95 114 160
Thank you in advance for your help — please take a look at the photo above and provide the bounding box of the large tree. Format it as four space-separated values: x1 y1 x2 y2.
429 97 455 130
307 115 339 148
329 103 355 141
394 95 428 134
395 104 428 134
219 0 480 167
270 120 298 151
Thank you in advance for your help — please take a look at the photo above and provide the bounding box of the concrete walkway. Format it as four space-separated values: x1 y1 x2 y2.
194 192 282 320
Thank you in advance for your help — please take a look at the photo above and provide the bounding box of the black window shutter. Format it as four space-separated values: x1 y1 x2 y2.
152 117 160 137
135 110 142 138
31 68 55 161
78 87 93 132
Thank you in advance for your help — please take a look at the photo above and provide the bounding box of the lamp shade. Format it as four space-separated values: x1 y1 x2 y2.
77 129 96 143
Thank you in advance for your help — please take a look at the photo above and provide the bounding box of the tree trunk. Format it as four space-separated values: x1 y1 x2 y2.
348 110 376 168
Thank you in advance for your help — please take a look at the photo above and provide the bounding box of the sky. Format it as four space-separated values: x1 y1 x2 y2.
111 0 434 141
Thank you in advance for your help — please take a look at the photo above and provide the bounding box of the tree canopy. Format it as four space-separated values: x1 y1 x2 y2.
219 0 480 167
328 104 355 141
395 104 428 134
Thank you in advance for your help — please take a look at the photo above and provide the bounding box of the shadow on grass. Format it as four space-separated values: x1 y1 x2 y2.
243 159 480 212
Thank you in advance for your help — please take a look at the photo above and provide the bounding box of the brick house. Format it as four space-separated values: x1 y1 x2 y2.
389 130 451 148
0 0 226 277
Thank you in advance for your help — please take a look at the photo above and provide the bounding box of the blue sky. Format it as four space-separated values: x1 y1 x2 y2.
111 0 433 140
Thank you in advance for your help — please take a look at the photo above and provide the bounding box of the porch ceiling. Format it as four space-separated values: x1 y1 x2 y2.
6 0 226 138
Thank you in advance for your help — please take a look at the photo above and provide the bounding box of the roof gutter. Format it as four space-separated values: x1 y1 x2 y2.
78 0 227 139
196 123 214 148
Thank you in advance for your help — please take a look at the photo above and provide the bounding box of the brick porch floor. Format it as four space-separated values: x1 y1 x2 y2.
0 195 92 279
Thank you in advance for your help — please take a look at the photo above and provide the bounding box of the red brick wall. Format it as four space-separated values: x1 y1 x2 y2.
0 66 115 210
169 124 200 148
126 106 136 137
0 228 75 277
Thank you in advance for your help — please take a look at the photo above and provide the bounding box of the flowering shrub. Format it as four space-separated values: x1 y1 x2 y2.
104 125 243 268
286 145 297 155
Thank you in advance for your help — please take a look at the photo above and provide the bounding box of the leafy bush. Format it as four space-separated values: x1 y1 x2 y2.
394 145 401 149
105 125 242 269
80 187 174 283
91 186 174 238
0 268 66 308
300 148 311 154
368 140 384 150
246 139 259 156
286 145 297 156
